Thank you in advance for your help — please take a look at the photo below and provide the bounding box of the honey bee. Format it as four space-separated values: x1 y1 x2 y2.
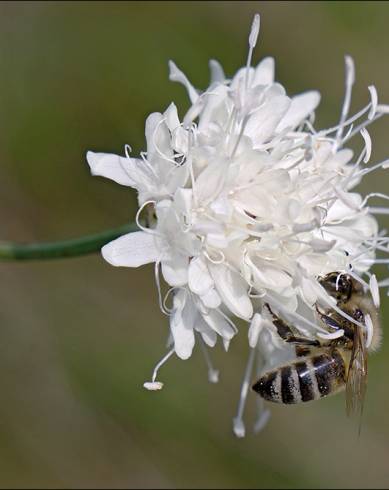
252 272 381 415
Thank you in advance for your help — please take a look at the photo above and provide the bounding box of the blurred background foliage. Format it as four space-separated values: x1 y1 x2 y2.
0 1 389 488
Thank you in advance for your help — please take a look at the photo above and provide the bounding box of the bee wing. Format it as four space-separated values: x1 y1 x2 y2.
346 325 368 418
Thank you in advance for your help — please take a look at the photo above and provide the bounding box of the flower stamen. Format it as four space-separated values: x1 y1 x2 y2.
199 338 219 384
233 347 256 438
335 55 355 148
143 347 175 391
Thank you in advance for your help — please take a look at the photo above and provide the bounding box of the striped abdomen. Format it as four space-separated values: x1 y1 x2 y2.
252 348 349 404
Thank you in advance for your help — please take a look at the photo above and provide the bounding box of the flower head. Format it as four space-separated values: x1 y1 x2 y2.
87 14 389 436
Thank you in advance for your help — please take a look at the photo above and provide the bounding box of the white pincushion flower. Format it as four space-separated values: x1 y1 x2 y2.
87 14 389 436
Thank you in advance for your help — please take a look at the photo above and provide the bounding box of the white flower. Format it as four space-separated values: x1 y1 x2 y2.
87 14 389 436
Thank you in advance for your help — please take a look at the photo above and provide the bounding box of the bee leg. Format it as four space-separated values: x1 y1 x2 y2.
265 304 320 347
315 304 343 331
295 345 313 357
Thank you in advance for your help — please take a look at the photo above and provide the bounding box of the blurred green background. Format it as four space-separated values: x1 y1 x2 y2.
0 1 389 488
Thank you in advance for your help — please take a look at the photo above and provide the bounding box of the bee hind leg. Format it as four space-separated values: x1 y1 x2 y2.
265 303 320 347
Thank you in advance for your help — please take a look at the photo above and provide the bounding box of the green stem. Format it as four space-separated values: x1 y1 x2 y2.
0 222 138 261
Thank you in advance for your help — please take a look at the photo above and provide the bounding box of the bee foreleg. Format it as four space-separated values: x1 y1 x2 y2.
265 303 320 347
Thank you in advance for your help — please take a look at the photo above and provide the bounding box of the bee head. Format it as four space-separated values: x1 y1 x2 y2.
319 272 354 303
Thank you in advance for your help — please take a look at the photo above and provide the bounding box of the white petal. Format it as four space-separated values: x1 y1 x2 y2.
234 149 270 186
181 292 200 328
268 289 298 314
183 97 205 127
166 164 189 196
230 66 254 91
161 254 189 287
253 57 275 86
171 126 189 154
300 276 319 305
188 256 214 295
206 233 229 249
277 91 321 132
309 239 336 253
251 261 293 290
298 253 332 277
195 318 217 347
200 288 222 309
87 151 138 187
326 193 362 222
173 188 193 222
209 195 233 219
169 61 199 104
164 102 181 132
248 313 264 348
233 187 276 217
191 218 224 236
244 95 291 145
327 148 354 167
170 290 195 360
196 161 227 205
145 112 173 163
209 59 225 84
202 309 235 340
325 216 378 243
272 197 301 225
101 231 159 267
209 263 253 320
257 323 295 369
334 188 362 211
198 84 229 132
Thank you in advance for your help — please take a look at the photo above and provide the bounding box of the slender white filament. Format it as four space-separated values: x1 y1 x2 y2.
335 55 355 146
233 347 256 438
143 348 175 391
152 348 175 383
199 338 219 383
